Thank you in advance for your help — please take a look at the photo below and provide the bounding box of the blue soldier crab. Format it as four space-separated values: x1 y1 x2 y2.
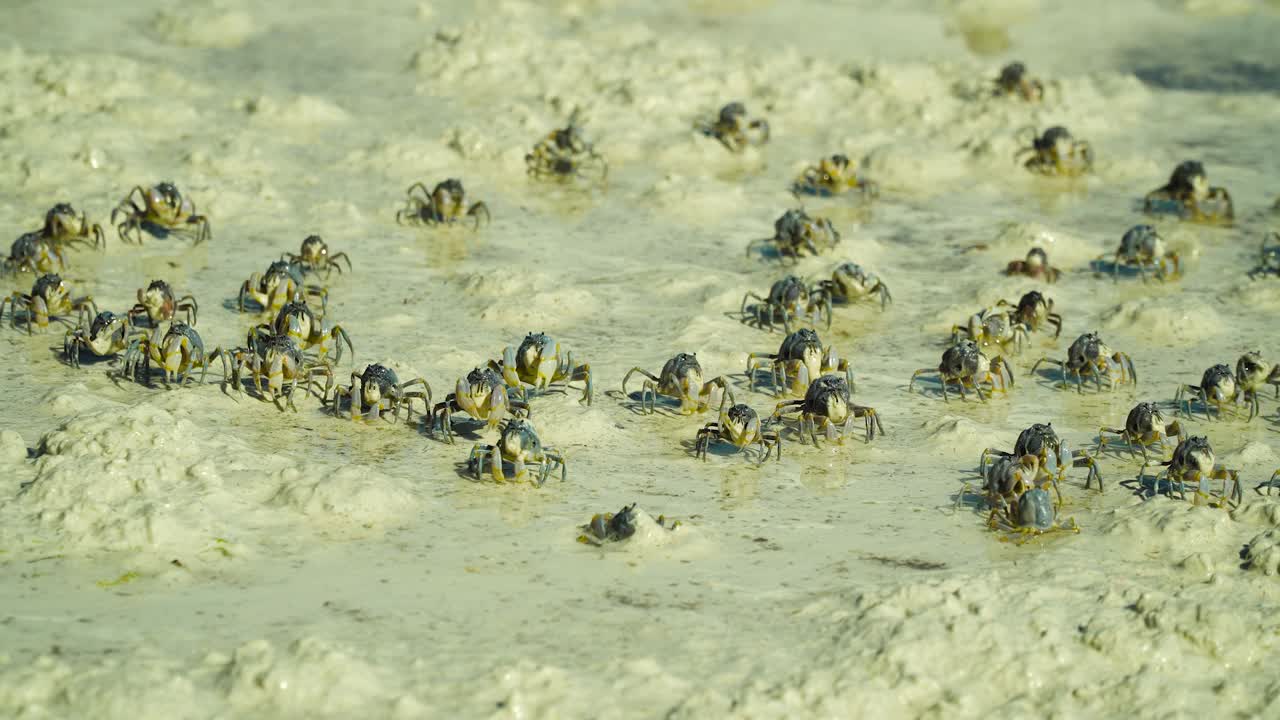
963 453 1079 536
1143 161 1233 224
431 366 531 444
396 179 490 229
747 208 840 262
1141 435 1241 506
130 279 198 327
984 423 1103 496
772 374 883 445
746 328 854 397
5 232 65 274
998 290 1062 338
123 322 224 387
64 311 142 369
909 340 1014 402
239 259 327 314
1098 402 1183 461
330 363 430 422
111 182 210 244
257 299 352 364
811 262 892 311
1 273 96 334
695 395 781 464
525 110 608 182
489 332 592 405
740 275 832 333
697 102 769 153
225 332 334 411
1103 225 1179 282
623 353 731 415
792 154 878 198
1015 126 1092 177
41 203 105 250
283 235 351 278
467 418 566 486
1031 332 1136 393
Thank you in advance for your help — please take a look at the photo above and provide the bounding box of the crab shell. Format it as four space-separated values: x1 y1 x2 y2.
723 403 762 450
660 353 705 410
1128 402 1169 435
1015 487 1056 531
805 375 850 424
158 323 204 375
456 367 508 421
498 419 543 463
80 311 130 355
1169 436 1215 479
145 183 196 224
139 281 176 320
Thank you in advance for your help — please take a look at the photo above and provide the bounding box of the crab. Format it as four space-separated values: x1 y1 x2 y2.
909 339 1014 403
1264 470 1280 496
746 328 854 397
1175 364 1242 421
695 395 781 464
1004 247 1061 283
1143 160 1233 224
951 305 1029 355
1103 224 1178 282
747 208 840 262
122 322 224 387
224 332 334 411
1015 126 1093 177
395 179 491 229
739 275 832 333
525 109 608 182
984 422 1103 496
258 299 352 364
964 453 1078 536
1235 351 1280 420
111 182 210 244
998 290 1062 338
773 374 883 445
63 311 143 369
4 231 65 274
239 259 327 314
994 61 1045 102
1031 332 1136 393
697 102 769 153
488 332 593 405
811 262 892 310
467 418 565 486
40 203 105 250
1098 401 1183 461
283 235 351 278
1141 435 1241 506
577 504 679 545
129 279 198 327
328 363 430 422
1248 232 1280 279
431 366 531 444
791 154 878 197
623 353 731 415
1 273 96 334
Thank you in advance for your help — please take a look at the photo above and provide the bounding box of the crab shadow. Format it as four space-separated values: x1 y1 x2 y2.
677 436 770 464
604 389 688 417
419 413 490 445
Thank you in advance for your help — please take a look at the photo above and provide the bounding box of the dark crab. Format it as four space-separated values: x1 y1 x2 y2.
1 273 96 334
331 363 431 422
909 339 1014 403
623 353 730 415
1101 225 1178 282
740 275 832 333
111 182 210 244
746 327 853 397
1015 126 1092 177
224 332 334 411
1031 331 1136 393
1098 402 1182 461
1235 351 1280 420
998 290 1062 338
467 418 565 486
994 61 1045 102
697 102 769 153
1249 232 1280 279
130 279 198 327
1004 247 1061 283
431 366 531 444
41 203 105 250
773 374 883 445
64 310 143 369
4 231 65 274
239 259 327 314
1141 435 1241 506
1143 161 1233 224
489 332 592 405
1175 364 1242 421
747 208 840 262
396 179 490 229
283 235 351 278
257 299 352 364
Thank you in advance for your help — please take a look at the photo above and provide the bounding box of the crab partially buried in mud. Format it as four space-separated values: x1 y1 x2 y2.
909 339 1014 403
747 208 840 262
1 273 96 334
1100 224 1179 282
111 182 210 244
396 179 491 229
1004 247 1062 283
577 503 680 545
772 374 883 445
1143 161 1233 224
694 395 781 464
1015 126 1092 177
330 363 430 422
1031 332 1136 393
791 154 878 198
746 328 854 397
467 418 565 486
696 102 769 153
525 109 608 183
431 366 531 444
623 353 730 415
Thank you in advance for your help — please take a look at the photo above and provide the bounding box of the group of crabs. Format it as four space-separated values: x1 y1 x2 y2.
8 62 1280 544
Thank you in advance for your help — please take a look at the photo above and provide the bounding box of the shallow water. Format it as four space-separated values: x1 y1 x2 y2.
2 1 1280 718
